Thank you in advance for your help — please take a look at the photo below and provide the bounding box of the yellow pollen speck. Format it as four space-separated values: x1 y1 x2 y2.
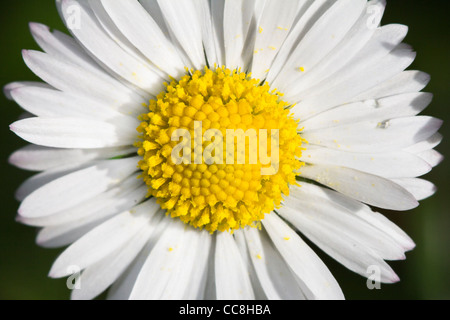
135 66 305 233
283 237 290 241
256 254 262 260
259 27 263 34
269 46 277 50
168 247 173 252
298 67 305 72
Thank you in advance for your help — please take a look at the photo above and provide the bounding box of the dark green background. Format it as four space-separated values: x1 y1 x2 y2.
0 0 449 300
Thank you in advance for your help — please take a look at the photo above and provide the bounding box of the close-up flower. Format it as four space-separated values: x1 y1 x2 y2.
1 0 447 300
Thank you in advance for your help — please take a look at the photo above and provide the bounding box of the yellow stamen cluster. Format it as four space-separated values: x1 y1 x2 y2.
136 67 304 233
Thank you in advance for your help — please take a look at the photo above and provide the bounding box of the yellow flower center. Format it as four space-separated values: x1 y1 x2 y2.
136 67 304 233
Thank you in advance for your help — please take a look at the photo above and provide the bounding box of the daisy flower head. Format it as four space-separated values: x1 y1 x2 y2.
6 0 443 300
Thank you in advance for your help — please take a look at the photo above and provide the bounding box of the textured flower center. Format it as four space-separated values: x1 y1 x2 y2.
136 67 304 233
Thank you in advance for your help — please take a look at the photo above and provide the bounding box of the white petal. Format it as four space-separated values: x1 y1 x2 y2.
223 0 256 71
38 221 96 249
299 164 419 210
266 0 337 83
271 0 367 91
301 92 433 131
162 230 212 300
23 175 146 227
233 230 267 300
71 216 156 300
262 213 344 300
274 0 386 93
392 178 437 201
302 116 443 153
156 0 206 69
29 22 106 77
99 0 185 78
244 227 305 299
196 0 220 67
129 220 209 299
404 133 443 154
291 47 416 119
48 199 160 278
35 187 146 249
203 236 217 300
301 145 431 179
139 0 170 37
87 0 163 77
60 0 164 95
279 183 408 282
9 85 140 128
15 162 92 201
293 182 416 252
417 149 444 168
107 216 169 300
22 50 146 116
209 0 226 67
215 232 255 300
184 232 213 300
287 22 408 100
250 0 301 80
9 144 136 172
10 117 136 149
18 157 139 218
279 211 399 283
354 70 430 101
272 0 376 92
4 81 52 100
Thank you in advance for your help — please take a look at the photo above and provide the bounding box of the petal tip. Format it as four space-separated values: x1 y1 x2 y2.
29 21 46 32
4 83 16 100
48 267 63 279
405 240 416 252
391 273 401 284
8 150 19 166
47 258 71 279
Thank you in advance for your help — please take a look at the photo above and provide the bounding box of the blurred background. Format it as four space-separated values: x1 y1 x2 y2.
0 0 448 300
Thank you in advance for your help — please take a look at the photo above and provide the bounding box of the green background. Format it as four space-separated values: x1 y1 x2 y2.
0 0 449 300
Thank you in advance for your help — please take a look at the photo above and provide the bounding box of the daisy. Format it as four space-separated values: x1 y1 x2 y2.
5 0 443 300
